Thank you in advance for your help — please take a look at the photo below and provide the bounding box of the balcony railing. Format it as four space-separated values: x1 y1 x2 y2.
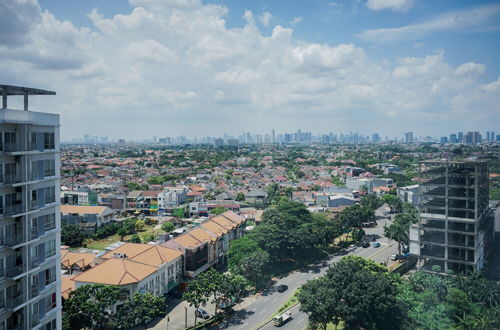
30 228 39 240
45 222 55 232
30 285 39 299
3 174 23 184
2 142 23 153
31 314 40 328
6 291 25 308
30 256 39 269
5 233 25 246
6 264 26 278
30 200 39 211
4 203 26 216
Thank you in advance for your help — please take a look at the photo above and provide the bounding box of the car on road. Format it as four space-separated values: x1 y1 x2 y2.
277 284 288 293
390 254 398 261
372 242 381 248
195 309 210 319
348 244 357 251
362 241 370 248
273 311 292 327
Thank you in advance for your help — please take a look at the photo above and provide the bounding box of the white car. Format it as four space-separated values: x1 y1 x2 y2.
348 244 357 252
390 254 398 261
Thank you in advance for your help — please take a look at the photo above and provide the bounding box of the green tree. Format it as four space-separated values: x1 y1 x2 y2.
233 249 269 288
123 218 138 234
115 292 167 329
117 227 127 241
211 207 228 215
161 221 175 233
62 284 121 330
382 194 403 213
130 234 141 243
299 277 337 329
135 219 145 231
384 209 418 256
61 223 88 247
235 192 245 201
183 275 210 326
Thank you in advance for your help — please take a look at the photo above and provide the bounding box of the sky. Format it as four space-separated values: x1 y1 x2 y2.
1 0 499 140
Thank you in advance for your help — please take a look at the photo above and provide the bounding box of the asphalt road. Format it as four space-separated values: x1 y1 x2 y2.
219 206 398 330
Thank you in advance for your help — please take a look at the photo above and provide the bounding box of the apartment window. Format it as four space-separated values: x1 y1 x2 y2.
0 164 3 183
45 241 56 258
0 258 4 278
0 288 4 309
44 160 55 177
44 187 55 204
45 267 56 285
0 132 3 151
0 227 3 246
45 319 56 330
44 214 56 231
0 196 3 214
45 293 56 312
44 133 55 150
4 132 16 151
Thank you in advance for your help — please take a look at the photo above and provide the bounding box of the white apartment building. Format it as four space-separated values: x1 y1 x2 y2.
0 85 61 330
158 186 188 210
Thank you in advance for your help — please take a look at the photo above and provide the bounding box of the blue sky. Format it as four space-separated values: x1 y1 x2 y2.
2 0 499 140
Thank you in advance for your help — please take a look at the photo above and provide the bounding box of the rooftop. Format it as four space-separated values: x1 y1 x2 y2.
0 84 55 96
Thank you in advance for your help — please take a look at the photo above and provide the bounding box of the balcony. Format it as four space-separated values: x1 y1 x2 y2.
3 174 23 185
4 203 26 217
6 291 26 308
30 285 39 299
31 314 40 328
2 142 23 153
5 233 25 246
6 264 26 278
30 228 39 240
30 256 39 269
30 200 39 211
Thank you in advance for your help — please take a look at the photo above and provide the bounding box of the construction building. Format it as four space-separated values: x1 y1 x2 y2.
410 159 493 274
0 85 61 330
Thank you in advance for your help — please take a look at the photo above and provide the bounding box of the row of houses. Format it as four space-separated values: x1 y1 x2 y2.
61 210 247 301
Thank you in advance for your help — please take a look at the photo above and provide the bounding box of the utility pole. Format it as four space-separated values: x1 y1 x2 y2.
185 307 188 329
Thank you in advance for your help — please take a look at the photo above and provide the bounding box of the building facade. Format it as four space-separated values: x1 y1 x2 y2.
0 85 61 330
410 159 492 274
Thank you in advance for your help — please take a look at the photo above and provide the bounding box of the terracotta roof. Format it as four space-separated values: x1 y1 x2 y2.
60 205 109 216
101 243 182 267
201 220 227 237
220 210 245 225
61 250 96 269
61 275 76 300
210 215 237 230
73 258 157 286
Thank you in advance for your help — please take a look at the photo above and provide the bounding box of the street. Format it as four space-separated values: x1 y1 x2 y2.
152 206 397 330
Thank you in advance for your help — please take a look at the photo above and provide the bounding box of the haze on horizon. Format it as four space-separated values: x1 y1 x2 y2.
1 0 499 140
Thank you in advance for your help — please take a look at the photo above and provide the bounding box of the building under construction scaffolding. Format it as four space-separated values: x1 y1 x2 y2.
410 159 493 274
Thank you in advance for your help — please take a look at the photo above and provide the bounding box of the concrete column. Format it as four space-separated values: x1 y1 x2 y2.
2 89 6 109
24 92 29 110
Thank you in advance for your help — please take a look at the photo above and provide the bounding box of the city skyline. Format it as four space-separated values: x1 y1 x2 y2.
2 0 500 140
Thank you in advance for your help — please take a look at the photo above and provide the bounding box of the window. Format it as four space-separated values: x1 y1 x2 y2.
45 293 56 312
44 160 55 177
4 132 16 151
44 133 55 150
0 288 4 309
0 227 3 246
45 319 57 330
0 259 4 278
45 241 56 258
45 267 56 285
30 132 37 150
44 187 55 204
0 164 3 183
44 214 56 231
0 196 3 215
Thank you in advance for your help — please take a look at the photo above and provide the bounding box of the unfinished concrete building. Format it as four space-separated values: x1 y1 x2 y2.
410 159 492 274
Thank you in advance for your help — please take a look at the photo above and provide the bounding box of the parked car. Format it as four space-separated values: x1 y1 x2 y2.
390 254 398 261
348 244 357 251
277 284 288 293
195 309 210 319
362 241 370 248
372 242 381 248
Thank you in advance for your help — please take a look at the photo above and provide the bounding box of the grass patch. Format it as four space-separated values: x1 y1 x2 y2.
275 288 300 315
85 224 160 250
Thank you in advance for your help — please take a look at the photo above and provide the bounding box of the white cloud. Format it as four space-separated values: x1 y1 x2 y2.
259 12 271 26
1 0 498 138
366 0 414 12
358 3 500 42
289 16 302 26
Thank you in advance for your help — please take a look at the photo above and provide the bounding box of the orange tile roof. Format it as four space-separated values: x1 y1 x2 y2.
101 243 182 267
201 220 227 237
73 258 157 286
60 205 109 215
210 215 237 230
220 210 245 225
61 250 96 269
189 227 217 243
61 275 77 300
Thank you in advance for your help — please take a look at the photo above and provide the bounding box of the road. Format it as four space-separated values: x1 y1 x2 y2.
219 206 397 330
151 206 397 330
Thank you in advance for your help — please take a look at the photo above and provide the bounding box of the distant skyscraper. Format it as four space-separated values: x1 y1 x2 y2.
404 132 414 144
371 133 380 143
458 132 464 143
449 134 458 143
271 129 275 143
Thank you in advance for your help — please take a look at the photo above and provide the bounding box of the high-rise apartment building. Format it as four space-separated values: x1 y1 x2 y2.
410 159 492 274
404 131 413 144
0 85 61 330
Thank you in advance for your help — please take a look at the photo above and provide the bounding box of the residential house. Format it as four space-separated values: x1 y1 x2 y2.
60 205 115 230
